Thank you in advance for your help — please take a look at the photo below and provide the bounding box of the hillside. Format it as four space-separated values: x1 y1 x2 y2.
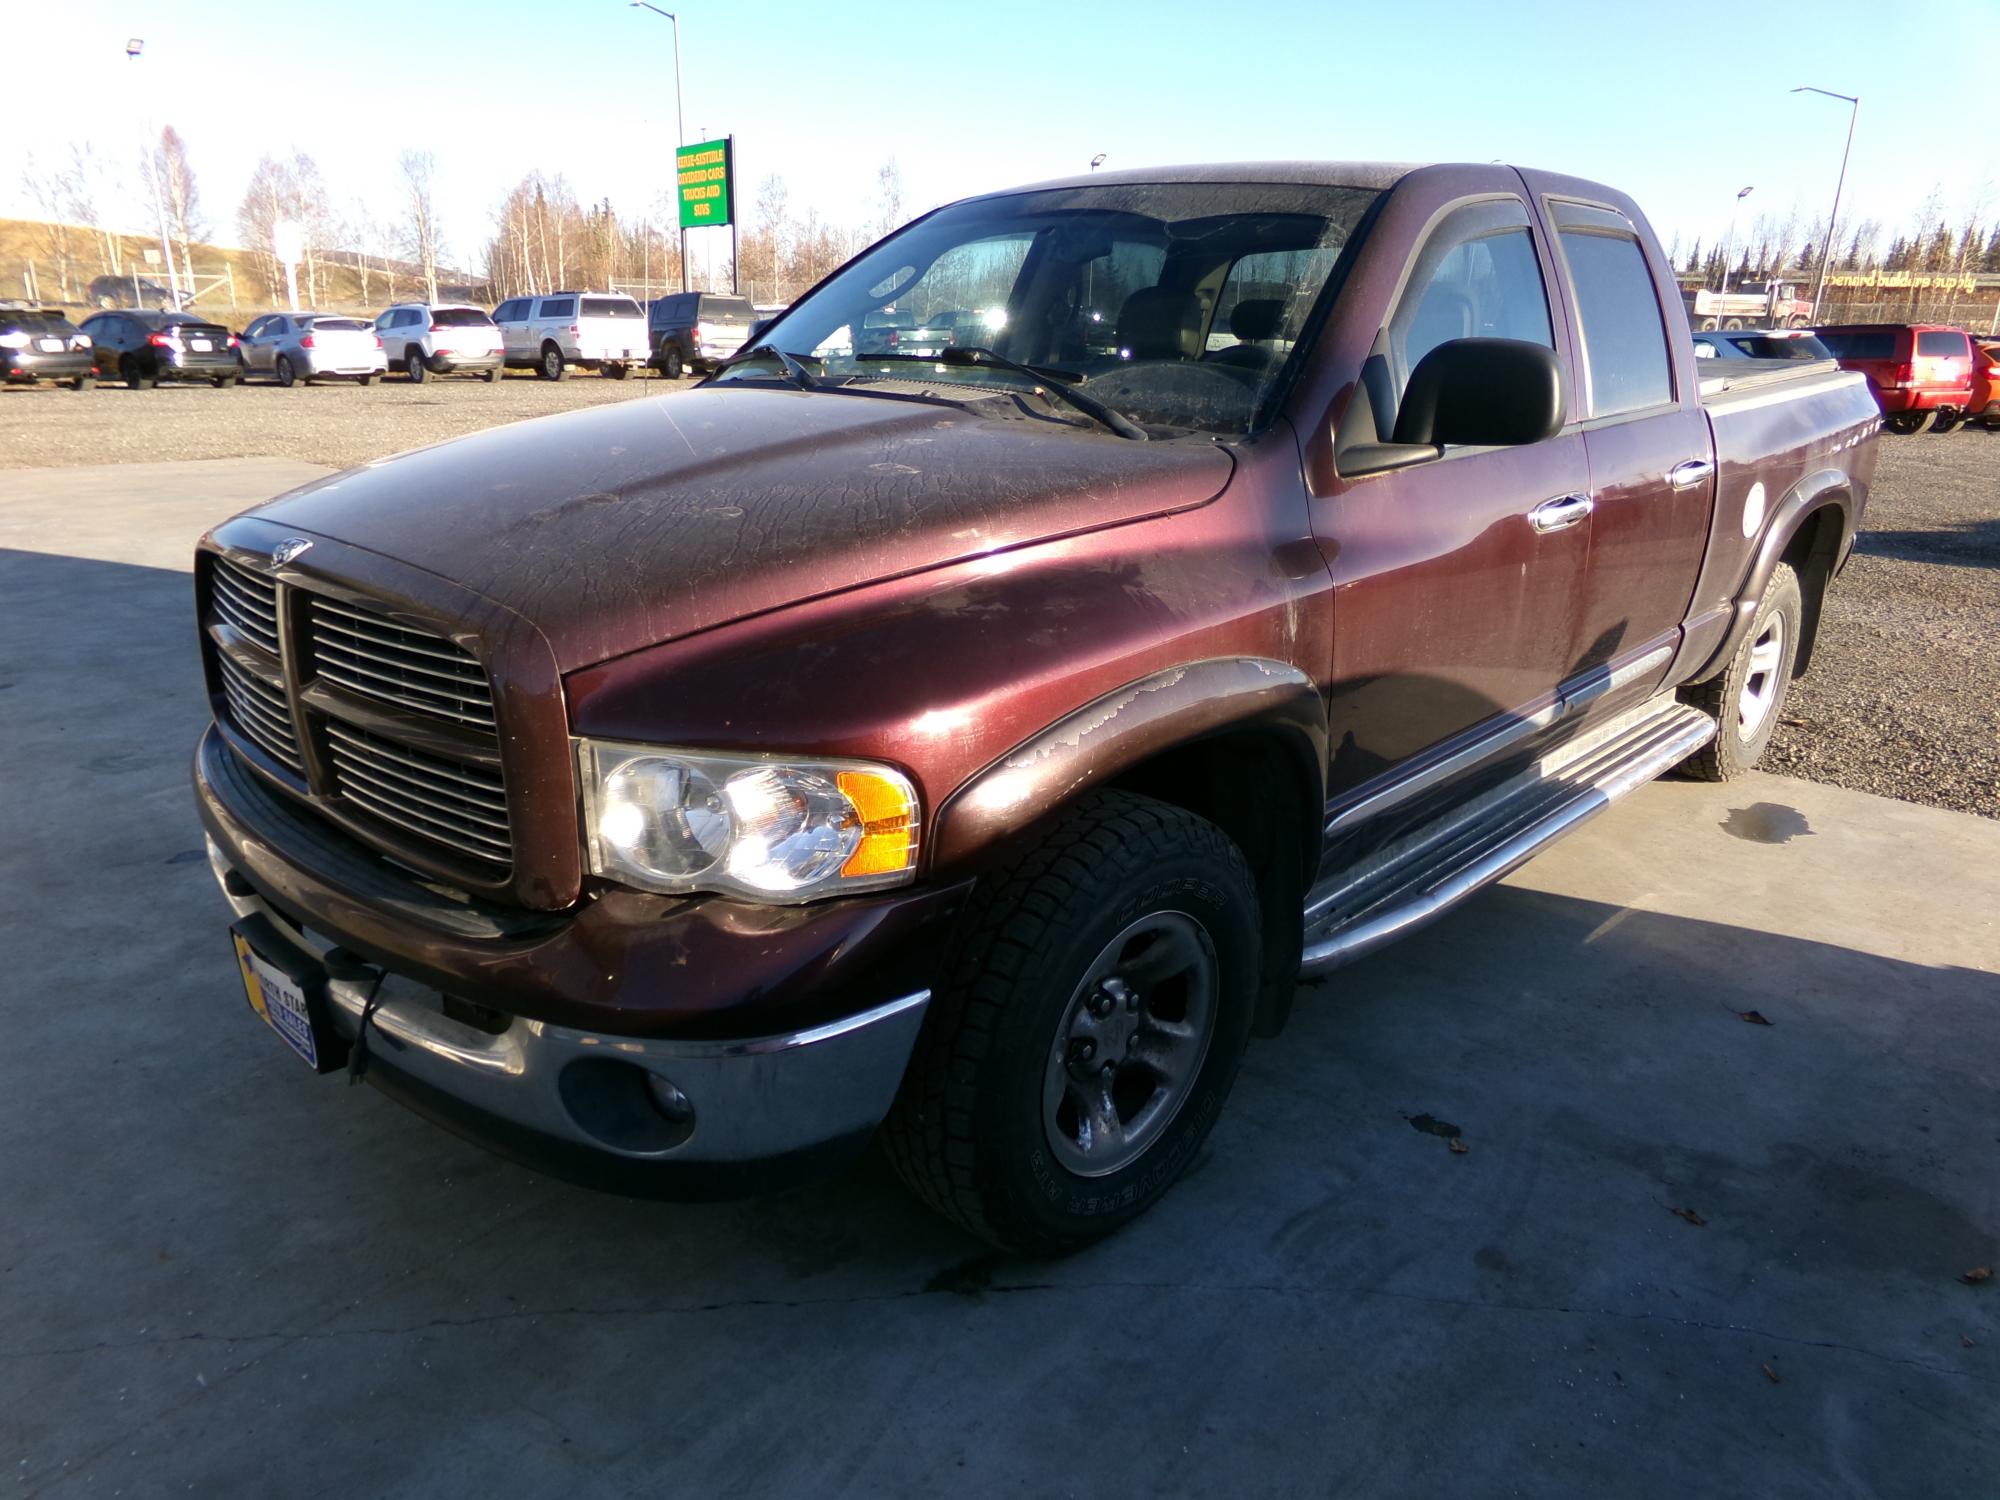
1 217 484 318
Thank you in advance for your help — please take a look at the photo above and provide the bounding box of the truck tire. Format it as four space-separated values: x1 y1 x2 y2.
660 345 684 380
1722 317 1745 330
882 789 1260 1255
1883 412 1926 435
1679 562 1802 781
539 343 566 381
1929 409 1962 434
1698 316 1719 331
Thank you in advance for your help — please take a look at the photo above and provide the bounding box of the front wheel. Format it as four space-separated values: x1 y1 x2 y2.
882 790 1260 1255
1679 561 1803 781
659 345 684 380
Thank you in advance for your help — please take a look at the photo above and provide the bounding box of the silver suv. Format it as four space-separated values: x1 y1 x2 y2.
494 292 647 380
374 304 504 383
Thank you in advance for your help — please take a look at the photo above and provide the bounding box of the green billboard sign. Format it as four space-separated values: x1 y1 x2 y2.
676 137 733 229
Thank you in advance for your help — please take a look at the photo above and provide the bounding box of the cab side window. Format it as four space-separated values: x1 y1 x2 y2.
1388 199 1554 395
1551 202 1672 416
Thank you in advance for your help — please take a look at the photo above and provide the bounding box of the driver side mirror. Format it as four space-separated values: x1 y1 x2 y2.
1341 338 1565 477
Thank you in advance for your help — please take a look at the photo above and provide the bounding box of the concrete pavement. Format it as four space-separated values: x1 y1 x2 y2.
2 460 1995 1498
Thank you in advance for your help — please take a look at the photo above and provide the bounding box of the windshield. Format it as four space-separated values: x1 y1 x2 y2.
431 307 494 327
730 180 1380 436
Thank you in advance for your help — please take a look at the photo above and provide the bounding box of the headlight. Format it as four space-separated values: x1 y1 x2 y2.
577 740 919 902
73 334 92 348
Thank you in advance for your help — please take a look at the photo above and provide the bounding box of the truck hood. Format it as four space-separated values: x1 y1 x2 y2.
255 386 1234 671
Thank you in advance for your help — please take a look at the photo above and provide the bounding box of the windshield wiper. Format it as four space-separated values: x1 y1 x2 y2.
860 347 1148 440
720 343 819 390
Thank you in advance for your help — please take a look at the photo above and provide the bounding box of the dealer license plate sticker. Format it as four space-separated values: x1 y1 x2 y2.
232 931 319 1069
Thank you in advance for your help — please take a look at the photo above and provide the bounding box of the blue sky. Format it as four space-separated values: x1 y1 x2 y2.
8 0 1995 267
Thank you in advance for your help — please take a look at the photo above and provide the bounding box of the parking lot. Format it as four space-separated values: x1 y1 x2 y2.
1 421 1995 1495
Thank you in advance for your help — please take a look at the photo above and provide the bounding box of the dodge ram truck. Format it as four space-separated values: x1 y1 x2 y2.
193 161 1878 1252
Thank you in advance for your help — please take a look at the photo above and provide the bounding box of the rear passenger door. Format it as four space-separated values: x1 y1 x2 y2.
1539 197 1713 694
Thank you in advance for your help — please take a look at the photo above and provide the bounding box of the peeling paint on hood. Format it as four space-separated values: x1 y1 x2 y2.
254 386 1235 671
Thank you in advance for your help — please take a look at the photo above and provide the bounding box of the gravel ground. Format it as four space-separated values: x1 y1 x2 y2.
2 378 1993 816
1764 430 2000 819
0 365 681 470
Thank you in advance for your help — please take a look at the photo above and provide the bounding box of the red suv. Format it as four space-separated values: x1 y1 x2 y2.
1813 322 1975 433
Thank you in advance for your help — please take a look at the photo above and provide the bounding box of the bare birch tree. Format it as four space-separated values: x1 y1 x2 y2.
399 149 442 302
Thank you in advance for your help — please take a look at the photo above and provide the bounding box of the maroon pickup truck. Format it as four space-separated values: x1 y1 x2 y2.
193 161 1878 1252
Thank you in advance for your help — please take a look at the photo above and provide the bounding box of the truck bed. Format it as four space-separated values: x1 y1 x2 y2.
1696 357 1844 403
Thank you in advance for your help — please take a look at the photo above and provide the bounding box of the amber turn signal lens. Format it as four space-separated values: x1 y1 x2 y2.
837 769 919 878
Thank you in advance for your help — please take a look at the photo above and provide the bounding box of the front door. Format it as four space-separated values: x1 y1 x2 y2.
1316 192 1593 817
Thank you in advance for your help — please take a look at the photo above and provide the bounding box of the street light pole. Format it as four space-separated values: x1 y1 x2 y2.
125 39 182 307
1719 185 1752 294
630 3 688 293
1793 86 1859 323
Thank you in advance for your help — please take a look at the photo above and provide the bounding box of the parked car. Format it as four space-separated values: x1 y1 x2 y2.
1690 328 1834 362
0 308 96 389
1963 337 2000 431
79 309 237 388
193 160 1877 1253
1812 322 1974 434
237 313 386 386
645 292 756 378
374 303 503 383
87 274 181 311
493 292 647 379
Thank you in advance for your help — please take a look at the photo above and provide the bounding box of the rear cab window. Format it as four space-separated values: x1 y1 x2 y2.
1818 330 1896 360
1550 201 1672 416
581 297 641 319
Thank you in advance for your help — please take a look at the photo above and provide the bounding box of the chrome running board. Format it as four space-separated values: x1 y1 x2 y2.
1299 694 1714 973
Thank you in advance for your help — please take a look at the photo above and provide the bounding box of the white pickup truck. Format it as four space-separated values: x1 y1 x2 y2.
494 291 648 380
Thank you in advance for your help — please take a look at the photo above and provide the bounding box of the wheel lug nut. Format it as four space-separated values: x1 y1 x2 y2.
1100 1061 1115 1077
1069 1039 1095 1065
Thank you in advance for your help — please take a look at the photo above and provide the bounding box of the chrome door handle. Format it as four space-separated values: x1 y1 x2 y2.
1529 493 1593 533
1667 459 1715 491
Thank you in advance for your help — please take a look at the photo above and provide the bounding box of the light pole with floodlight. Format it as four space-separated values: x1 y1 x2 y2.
1792 86 1858 322
630 2 689 293
1718 184 1753 293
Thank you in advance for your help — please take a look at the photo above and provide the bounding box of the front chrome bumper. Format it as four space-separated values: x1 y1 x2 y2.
209 839 929 1192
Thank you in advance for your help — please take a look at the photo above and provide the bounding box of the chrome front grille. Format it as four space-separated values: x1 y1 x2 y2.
324 722 511 869
307 597 496 729
216 653 303 774
202 551 514 881
211 555 281 654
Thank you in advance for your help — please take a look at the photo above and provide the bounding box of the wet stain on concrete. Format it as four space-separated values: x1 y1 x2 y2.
1722 802 1813 844
1406 1113 1461 1139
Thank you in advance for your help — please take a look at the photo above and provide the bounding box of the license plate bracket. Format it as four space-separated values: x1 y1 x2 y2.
230 916 350 1074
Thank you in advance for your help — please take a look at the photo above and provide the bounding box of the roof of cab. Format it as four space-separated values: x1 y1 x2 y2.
993 160 1426 197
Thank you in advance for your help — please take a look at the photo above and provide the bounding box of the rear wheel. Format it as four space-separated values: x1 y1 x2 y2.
275 354 297 388
881 789 1260 1254
1929 409 1962 433
1722 317 1745 330
405 350 427 384
539 343 566 380
601 361 630 379
660 345 684 380
1679 562 1802 781
1883 411 1926 435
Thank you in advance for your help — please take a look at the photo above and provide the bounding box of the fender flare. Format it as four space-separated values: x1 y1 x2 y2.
1697 467 1857 681
930 658 1327 874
